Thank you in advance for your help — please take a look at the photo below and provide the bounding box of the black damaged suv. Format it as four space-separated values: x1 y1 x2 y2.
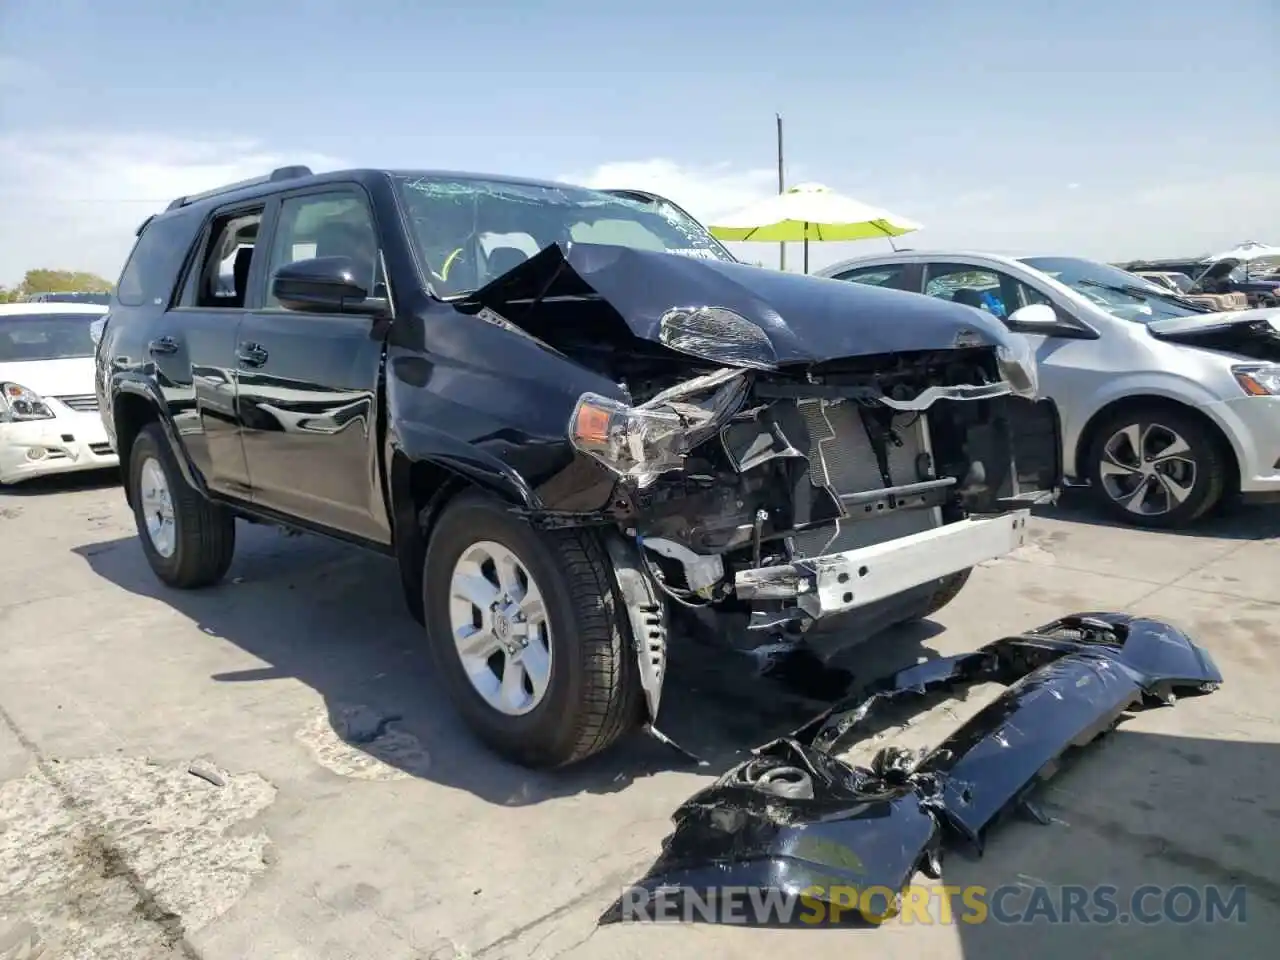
95 166 1061 768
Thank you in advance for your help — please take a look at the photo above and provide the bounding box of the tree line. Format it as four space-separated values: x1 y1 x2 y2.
0 269 115 303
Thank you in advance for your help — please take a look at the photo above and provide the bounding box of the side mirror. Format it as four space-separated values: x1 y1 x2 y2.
271 256 388 316
1005 302 1099 340
1006 304 1058 328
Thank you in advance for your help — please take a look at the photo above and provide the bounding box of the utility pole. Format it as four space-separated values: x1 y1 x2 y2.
776 113 786 272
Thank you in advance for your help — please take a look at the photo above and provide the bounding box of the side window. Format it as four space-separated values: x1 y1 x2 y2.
181 207 265 309
1016 281 1055 309
264 191 380 308
923 264 1023 320
116 212 200 307
830 264 910 290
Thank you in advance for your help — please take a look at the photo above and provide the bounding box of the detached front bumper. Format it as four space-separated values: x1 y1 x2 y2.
0 415 119 484
735 510 1029 619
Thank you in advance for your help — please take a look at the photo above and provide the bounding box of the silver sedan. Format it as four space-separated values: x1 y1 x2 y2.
816 251 1280 528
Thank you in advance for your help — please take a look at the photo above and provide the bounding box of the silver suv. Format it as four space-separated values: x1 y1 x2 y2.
817 251 1280 527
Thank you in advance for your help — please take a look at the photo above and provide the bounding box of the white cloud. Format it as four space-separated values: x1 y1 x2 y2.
566 159 1280 270
562 158 778 225
0 132 344 286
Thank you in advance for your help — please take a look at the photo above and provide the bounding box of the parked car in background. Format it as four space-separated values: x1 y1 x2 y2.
1122 257 1280 308
23 291 113 305
1132 270 1193 294
1129 269 1245 312
817 251 1280 528
1 302 118 484
95 166 1057 769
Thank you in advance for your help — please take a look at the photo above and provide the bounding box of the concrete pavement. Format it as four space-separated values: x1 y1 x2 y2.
1 474 1278 958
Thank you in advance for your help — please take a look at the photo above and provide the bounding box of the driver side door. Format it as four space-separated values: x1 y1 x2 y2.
236 185 393 545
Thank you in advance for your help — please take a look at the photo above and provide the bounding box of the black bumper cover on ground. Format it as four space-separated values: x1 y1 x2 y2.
601 612 1222 925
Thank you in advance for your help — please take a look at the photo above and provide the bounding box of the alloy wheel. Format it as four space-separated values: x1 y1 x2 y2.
1098 422 1198 517
448 540 553 716
139 456 177 557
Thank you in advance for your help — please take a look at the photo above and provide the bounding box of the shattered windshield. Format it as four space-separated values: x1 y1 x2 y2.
393 174 734 297
1020 256 1205 323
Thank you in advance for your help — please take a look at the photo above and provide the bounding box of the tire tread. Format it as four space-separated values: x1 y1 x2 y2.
542 527 641 765
131 424 235 589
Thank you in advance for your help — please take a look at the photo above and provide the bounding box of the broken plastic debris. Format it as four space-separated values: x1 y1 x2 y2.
602 612 1223 927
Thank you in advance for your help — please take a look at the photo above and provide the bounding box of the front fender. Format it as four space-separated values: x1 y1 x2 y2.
1067 371 1241 478
389 419 541 510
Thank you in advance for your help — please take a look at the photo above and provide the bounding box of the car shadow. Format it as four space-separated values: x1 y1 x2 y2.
72 523 944 807
1036 488 1280 541
0 469 120 497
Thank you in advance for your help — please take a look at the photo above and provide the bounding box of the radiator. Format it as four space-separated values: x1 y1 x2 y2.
791 399 943 558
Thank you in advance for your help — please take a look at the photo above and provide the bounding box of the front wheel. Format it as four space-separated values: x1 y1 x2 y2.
1086 406 1228 529
422 492 641 769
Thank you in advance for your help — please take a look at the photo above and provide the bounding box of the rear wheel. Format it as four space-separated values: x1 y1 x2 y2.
128 423 235 588
422 493 641 768
1086 405 1227 529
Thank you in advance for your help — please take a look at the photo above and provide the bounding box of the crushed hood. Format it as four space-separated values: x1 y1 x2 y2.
1147 307 1280 361
466 243 1016 366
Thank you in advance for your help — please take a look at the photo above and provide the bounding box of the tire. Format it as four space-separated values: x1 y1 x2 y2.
128 423 236 588
1085 404 1227 529
914 567 972 620
422 492 642 769
803 567 973 657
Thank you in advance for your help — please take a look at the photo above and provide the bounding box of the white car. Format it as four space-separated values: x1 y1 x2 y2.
0 302 119 484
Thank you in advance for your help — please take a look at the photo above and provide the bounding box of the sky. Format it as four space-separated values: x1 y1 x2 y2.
0 0 1276 286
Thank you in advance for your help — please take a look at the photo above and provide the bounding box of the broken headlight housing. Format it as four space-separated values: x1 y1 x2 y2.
658 306 778 371
995 336 1039 398
0 383 55 422
569 394 686 488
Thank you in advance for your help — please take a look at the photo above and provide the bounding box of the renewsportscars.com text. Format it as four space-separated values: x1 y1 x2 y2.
616 883 1249 926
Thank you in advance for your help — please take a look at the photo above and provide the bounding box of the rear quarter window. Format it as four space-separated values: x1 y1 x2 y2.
115 212 200 307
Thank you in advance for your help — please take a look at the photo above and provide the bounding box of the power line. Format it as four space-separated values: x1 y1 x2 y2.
0 195 170 203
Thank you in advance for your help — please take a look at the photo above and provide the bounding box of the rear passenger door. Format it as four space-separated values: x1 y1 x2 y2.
235 185 392 545
140 201 267 497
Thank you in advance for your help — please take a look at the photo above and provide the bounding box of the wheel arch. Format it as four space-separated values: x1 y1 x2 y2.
109 385 164 507
1074 394 1241 494
388 448 538 623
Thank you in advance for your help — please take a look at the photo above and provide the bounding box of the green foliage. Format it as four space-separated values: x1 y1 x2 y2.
0 268 115 303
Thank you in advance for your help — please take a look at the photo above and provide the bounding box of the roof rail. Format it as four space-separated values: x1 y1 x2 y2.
164 165 313 212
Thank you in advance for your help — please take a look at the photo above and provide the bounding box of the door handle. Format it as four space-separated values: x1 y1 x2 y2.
148 336 178 355
236 342 269 367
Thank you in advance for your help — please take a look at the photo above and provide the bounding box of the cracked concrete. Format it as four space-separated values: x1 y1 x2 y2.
2 474 1279 959
0 746 275 959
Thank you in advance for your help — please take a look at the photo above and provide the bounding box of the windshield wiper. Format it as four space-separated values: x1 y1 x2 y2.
1077 278 1211 313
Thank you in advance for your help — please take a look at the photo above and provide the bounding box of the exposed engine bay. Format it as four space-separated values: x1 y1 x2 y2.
563 342 1059 635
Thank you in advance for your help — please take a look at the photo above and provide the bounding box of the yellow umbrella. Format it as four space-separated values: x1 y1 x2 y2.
708 182 921 273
